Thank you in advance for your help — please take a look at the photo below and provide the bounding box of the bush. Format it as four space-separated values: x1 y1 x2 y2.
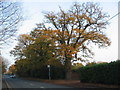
78 60 120 85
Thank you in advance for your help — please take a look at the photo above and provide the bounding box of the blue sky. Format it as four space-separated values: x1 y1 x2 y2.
1 0 119 66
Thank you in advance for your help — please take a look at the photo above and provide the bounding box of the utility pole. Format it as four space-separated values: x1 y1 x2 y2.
118 1 120 60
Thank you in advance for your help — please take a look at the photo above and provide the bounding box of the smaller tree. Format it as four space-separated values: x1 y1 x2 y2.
10 30 65 78
86 61 97 66
0 56 9 74
2 62 7 74
8 64 16 75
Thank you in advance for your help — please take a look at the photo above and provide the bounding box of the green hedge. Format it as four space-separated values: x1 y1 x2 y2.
78 60 120 85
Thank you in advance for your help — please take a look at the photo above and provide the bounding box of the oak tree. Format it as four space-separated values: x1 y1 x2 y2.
36 2 111 79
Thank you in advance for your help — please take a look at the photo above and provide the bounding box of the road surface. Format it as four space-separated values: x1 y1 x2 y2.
2 75 72 89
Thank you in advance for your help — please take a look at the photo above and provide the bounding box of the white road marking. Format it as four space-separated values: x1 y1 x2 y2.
40 86 45 88
24 82 27 83
30 83 34 86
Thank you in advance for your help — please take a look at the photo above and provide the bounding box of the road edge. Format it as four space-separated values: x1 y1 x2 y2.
4 80 12 90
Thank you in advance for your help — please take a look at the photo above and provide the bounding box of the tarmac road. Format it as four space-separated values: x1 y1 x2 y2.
2 75 72 89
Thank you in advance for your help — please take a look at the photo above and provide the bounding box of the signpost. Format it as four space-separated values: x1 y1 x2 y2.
47 65 51 80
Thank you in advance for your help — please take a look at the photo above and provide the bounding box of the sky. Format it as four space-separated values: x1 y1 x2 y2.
1 0 119 66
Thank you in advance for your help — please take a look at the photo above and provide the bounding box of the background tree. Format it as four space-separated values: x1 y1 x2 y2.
0 0 22 45
0 56 9 74
10 34 32 60
10 30 65 79
0 56 7 74
2 62 6 74
14 59 31 77
86 61 97 66
86 61 108 66
72 63 84 70
8 64 16 75
35 2 111 79
10 30 56 62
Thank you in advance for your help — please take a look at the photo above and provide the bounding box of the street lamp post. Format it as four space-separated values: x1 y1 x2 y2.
47 65 51 80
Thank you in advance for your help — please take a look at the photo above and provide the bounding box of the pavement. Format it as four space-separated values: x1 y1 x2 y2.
22 77 120 88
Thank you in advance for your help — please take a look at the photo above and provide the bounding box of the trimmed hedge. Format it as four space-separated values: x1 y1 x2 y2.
78 60 120 85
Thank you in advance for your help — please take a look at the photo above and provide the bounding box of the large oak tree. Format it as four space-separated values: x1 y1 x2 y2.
36 2 111 79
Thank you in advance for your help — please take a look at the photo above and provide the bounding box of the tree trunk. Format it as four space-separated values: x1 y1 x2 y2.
65 57 72 80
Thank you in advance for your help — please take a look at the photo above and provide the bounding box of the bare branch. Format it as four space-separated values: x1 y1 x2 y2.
0 1 22 45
